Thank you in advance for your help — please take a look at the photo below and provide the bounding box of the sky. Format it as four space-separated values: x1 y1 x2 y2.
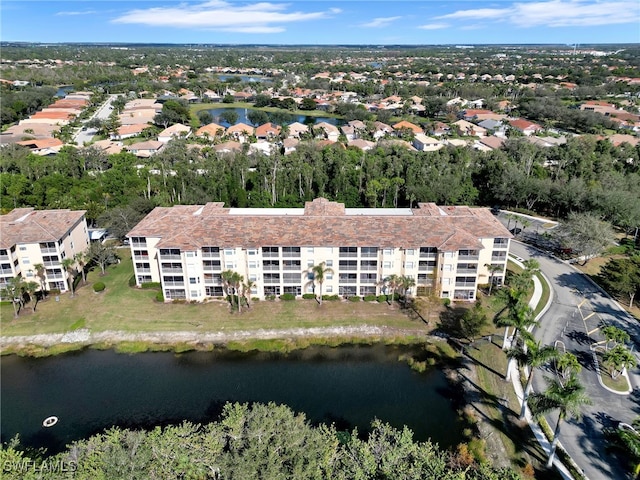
1 0 639 45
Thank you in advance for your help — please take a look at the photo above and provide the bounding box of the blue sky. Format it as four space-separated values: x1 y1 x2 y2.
1 1 639 44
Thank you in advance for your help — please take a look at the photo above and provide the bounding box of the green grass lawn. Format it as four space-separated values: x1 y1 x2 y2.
1 249 428 337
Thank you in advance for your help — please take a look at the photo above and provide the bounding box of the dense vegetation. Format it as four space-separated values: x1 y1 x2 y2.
0 402 523 479
1 135 639 235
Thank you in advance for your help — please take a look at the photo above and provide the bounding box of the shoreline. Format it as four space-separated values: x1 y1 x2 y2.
0 325 439 356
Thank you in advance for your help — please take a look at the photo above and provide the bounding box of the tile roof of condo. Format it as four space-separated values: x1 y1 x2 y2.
128 198 510 252
1 208 86 248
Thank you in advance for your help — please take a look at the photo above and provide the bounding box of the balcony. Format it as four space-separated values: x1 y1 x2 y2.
163 281 184 287
134 255 150 262
47 274 65 280
159 254 181 261
339 278 357 284
161 267 183 274
0 255 9 262
131 241 147 248
456 269 478 275
360 252 378 258
43 261 60 267
359 265 377 271
202 252 220 259
40 248 57 254
263 265 280 271
263 278 281 284
281 252 300 258
283 265 300 271
458 255 479 261
203 265 221 272
0 268 14 276
455 282 476 288
359 278 377 284
339 252 357 258
491 255 507 262
136 268 152 274
262 252 279 258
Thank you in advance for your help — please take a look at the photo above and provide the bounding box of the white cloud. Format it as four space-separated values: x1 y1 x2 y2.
436 0 640 27
360 16 402 28
418 23 448 30
112 1 337 33
56 10 99 16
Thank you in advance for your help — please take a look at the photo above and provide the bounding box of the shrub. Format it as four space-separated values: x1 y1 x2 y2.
128 275 136 287
363 295 377 302
302 293 316 300
155 291 164 302
93 281 106 293
322 294 340 301
442 297 451 307
377 295 387 303
348 296 361 302
141 282 161 290
266 294 276 301
280 293 296 301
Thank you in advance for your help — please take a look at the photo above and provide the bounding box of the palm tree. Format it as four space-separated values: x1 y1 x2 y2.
493 286 536 350
309 262 333 305
61 258 77 297
555 352 582 384
33 263 48 300
603 345 636 380
601 325 630 351
398 275 416 308
221 270 236 312
23 281 39 312
485 263 503 296
74 251 89 285
529 376 592 467
232 272 244 314
507 335 559 419
1 276 25 318
242 279 255 309
382 274 400 307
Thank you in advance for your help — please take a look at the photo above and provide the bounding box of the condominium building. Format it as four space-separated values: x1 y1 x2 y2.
0 208 90 292
127 198 511 302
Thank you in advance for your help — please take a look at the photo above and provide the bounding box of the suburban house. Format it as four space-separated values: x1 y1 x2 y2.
453 119 487 137
412 134 443 152
508 119 543 136
195 123 226 138
226 123 255 142
127 140 164 157
255 122 281 140
213 141 243 154
112 124 148 140
287 122 309 138
347 139 376 151
313 122 340 142
127 197 511 303
158 123 191 143
0 208 90 293
392 120 423 136
15 138 64 156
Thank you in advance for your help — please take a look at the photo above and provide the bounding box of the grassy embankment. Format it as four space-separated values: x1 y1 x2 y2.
0 249 432 355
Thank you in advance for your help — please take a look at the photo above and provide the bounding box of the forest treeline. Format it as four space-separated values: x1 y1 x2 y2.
0 402 524 480
1 135 639 236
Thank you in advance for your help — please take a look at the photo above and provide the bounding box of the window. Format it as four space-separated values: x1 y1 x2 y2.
404 261 414 269
359 273 377 284
264 273 280 284
202 247 220 257
360 260 377 270
282 247 301 257
326 273 333 280
339 260 357 270
249 274 257 282
307 247 314 254
339 273 357 283
493 238 509 248
263 260 280 270
21 257 30 265
248 261 258 269
406 249 415 256
307 259 314 267
19 246 27 251
26 271 34 277
442 278 450 286
283 286 301 295
442 291 450 298
383 248 393 256
383 261 392 269
262 246 279 257
206 286 224 297
325 259 333 267
247 249 258 256
225 262 235 269
360 247 378 257
190 290 199 297
70 241 74 249
282 272 300 283
189 277 198 284
186 252 195 258
326 285 333 293
224 248 235 256
339 247 357 257
443 264 453 272
283 260 301 270
444 252 453 259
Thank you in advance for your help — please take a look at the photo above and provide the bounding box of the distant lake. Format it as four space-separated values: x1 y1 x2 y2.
1 345 464 455
55 85 74 98
217 75 271 83
207 108 342 128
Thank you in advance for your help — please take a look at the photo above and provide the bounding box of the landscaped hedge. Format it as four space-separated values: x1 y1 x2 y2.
155 291 164 302
321 294 340 301
363 295 377 302
377 295 387 303
93 281 106 293
141 282 161 290
348 296 361 302
280 293 296 301
128 275 136 287
302 293 316 300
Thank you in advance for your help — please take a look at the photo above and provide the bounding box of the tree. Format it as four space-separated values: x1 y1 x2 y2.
219 110 238 126
398 275 416 308
221 270 236 311
598 256 640 308
603 345 636 380
459 300 488 342
555 352 581 384
88 242 117 275
381 274 400 307
507 334 559 419
33 263 47 295
484 263 503 296
601 325 630 351
74 251 89 285
553 212 615 264
529 376 592 467
1 277 25 317
22 281 39 311
197 110 213 126
61 257 77 297
247 109 268 126
232 272 244 314
309 262 333 305
300 98 317 111
242 279 255 309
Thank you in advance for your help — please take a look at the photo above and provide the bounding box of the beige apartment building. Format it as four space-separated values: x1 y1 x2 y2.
127 198 511 302
0 208 90 292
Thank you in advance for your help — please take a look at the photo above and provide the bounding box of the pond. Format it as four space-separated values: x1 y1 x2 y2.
217 75 272 83
0 345 464 455
206 108 342 128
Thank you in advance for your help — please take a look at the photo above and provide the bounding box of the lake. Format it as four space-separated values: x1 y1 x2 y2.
206 108 341 128
0 345 464 455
